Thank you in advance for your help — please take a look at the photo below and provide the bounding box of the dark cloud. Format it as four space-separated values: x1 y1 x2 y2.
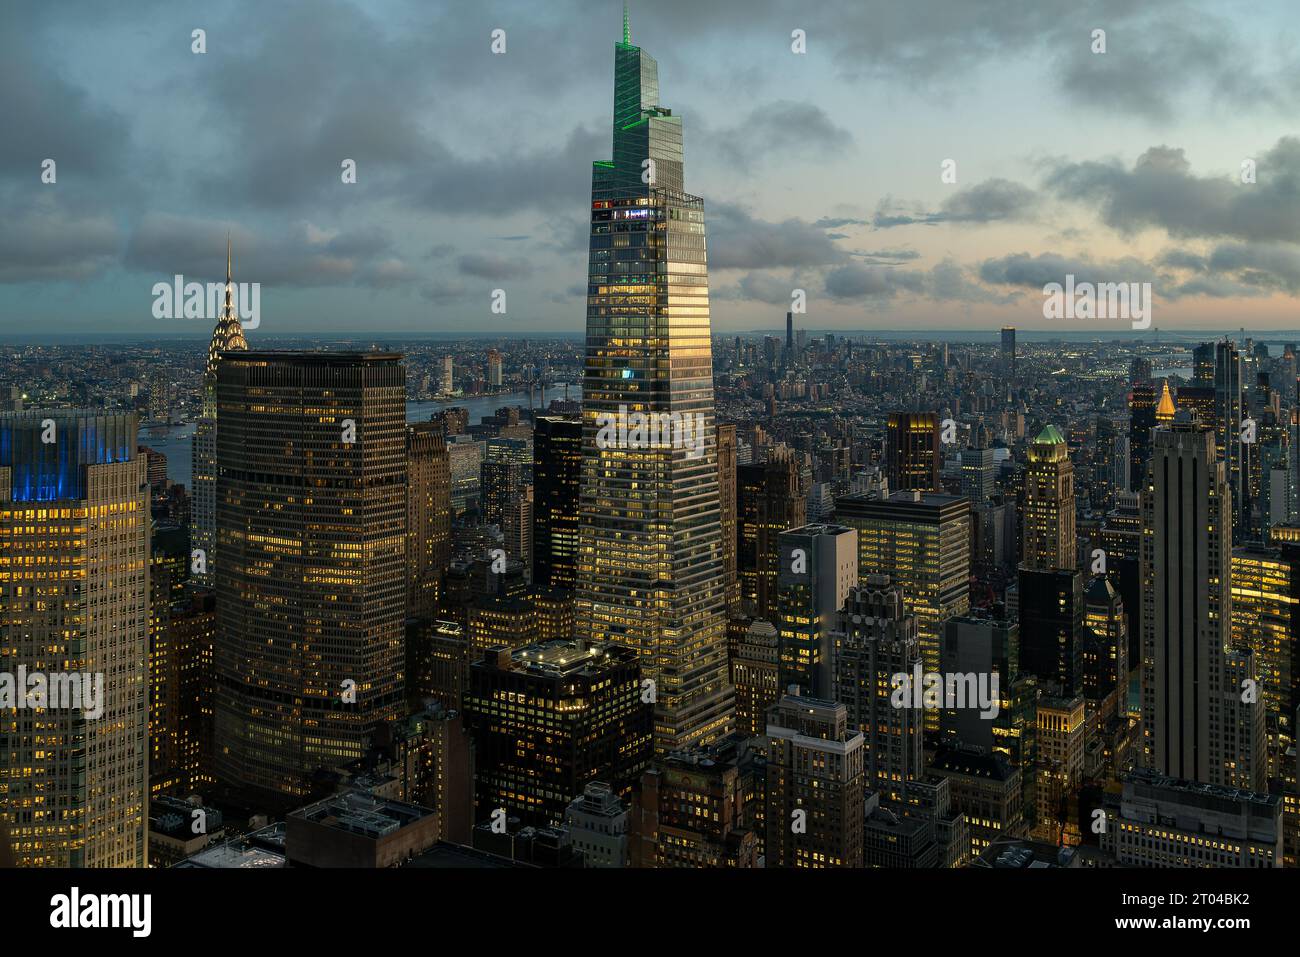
709 205 848 270
713 271 804 305
1206 242 1300 294
0 196 120 283
927 258 1010 303
1157 248 1208 272
0 16 130 181
822 259 1004 303
123 214 411 288
873 179 1038 228
983 243 1300 300
1046 139 1300 244
824 265 910 299
1054 15 1300 121
421 279 469 302
815 217 870 229
854 248 921 264
978 251 1158 289
457 253 534 281
706 101 852 170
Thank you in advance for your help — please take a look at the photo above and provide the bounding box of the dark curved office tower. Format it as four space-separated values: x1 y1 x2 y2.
574 11 734 752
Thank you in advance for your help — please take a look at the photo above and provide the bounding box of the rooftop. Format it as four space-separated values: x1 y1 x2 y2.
506 639 636 678
287 791 435 839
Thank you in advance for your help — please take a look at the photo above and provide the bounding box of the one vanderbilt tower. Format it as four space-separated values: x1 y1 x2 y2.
575 6 734 752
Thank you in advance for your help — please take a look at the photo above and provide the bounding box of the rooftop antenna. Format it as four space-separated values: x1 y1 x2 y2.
623 1 630 45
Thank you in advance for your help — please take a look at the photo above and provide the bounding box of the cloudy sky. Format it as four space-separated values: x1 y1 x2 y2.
4 0 1300 337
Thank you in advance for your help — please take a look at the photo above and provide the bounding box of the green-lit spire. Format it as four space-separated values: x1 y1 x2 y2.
623 1 630 45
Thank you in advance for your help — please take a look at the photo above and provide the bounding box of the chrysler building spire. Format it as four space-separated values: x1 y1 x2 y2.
205 235 249 402
193 235 250 587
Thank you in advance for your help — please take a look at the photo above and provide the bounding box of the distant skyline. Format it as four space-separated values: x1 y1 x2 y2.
3 328 1298 347
5 0 1300 335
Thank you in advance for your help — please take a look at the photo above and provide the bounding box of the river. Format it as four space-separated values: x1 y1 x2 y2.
139 383 581 488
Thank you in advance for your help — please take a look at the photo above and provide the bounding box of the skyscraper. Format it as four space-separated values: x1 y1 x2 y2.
940 614 1022 763
213 352 407 796
730 619 781 738
1129 383 1157 492
1018 424 1085 695
501 485 533 570
885 412 940 493
1082 575 1128 713
0 412 149 866
407 421 451 621
1141 419 1264 788
764 692 865 868
1021 425 1076 571
717 422 740 613
1018 568 1085 695
836 492 971 695
1000 326 1016 381
1213 340 1247 538
480 458 526 530
574 12 734 752
632 738 761 868
832 578 924 804
191 239 249 587
960 445 996 506
154 591 217 795
775 523 858 696
1033 693 1085 841
464 640 652 827
533 417 582 590
738 446 806 618
1231 537 1300 773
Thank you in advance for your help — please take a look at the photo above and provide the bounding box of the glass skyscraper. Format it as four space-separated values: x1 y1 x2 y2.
574 11 734 752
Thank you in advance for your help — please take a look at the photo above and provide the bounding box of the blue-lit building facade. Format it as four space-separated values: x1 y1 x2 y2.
0 411 150 866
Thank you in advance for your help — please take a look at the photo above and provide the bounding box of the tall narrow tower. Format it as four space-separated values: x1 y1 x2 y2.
1141 419 1263 788
1021 423 1076 570
1019 423 1084 694
191 237 248 587
574 9 734 752
1213 340 1246 539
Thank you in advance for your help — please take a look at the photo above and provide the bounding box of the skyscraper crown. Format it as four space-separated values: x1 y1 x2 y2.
1032 423 1066 446
204 235 249 413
